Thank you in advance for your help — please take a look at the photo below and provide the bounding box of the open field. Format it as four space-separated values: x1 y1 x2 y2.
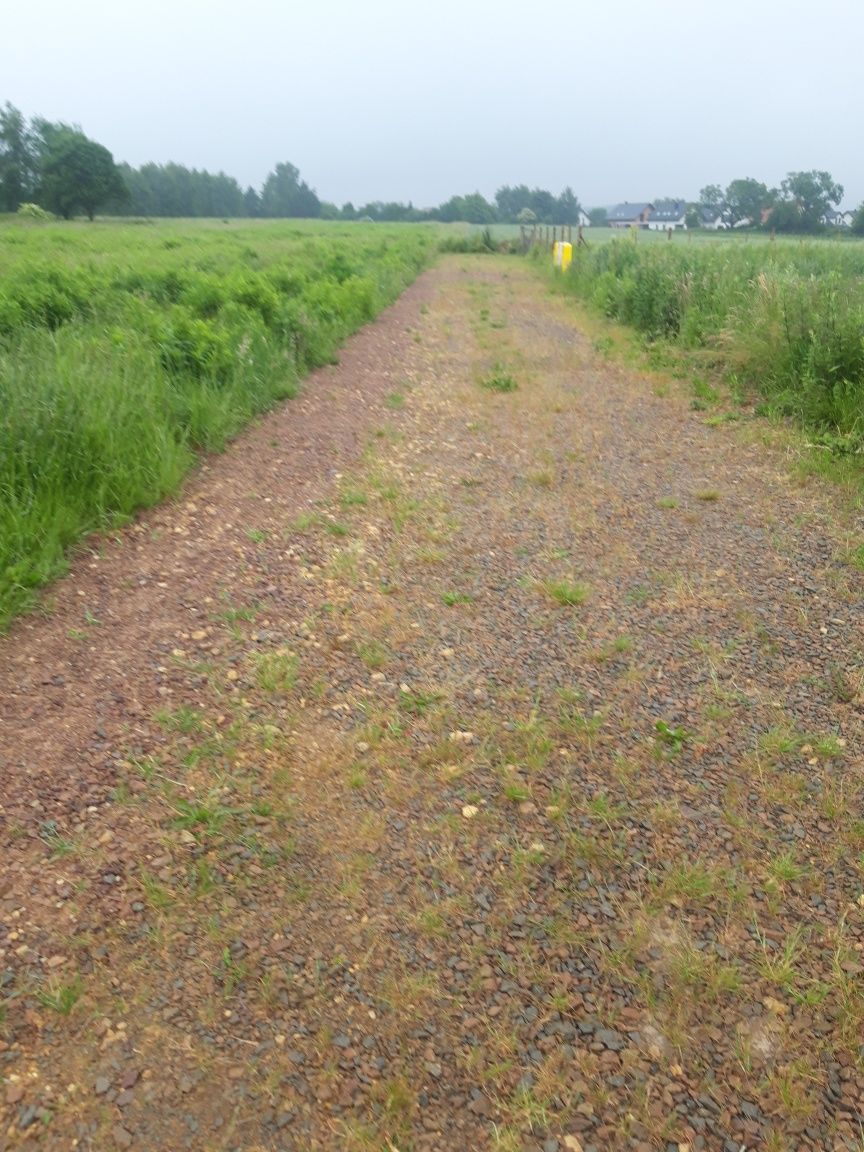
1 252 864 1150
0 217 433 627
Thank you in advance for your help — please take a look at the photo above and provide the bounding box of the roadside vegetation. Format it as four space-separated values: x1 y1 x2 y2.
554 237 864 449
0 218 432 626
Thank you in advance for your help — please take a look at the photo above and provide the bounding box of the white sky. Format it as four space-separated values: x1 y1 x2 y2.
3 0 861 209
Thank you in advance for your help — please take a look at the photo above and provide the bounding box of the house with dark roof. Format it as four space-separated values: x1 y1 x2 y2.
699 207 727 230
824 210 854 228
647 199 687 230
608 202 653 228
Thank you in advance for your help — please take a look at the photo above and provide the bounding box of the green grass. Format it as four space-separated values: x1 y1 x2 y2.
36 978 82 1015
538 578 590 606
554 234 864 450
254 650 299 694
0 218 434 629
441 590 473 606
480 365 518 393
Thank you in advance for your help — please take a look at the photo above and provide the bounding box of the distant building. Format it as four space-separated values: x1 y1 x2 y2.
824 210 854 228
577 208 591 228
699 207 727 230
608 202 654 228
647 200 688 230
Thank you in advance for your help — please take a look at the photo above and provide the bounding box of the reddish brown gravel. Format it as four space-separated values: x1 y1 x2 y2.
1 256 863 1152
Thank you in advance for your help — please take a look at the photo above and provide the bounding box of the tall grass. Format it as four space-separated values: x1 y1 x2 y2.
0 219 433 626
556 238 864 444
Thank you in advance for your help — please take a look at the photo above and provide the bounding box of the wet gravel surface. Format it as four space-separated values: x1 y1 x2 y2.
1 257 863 1150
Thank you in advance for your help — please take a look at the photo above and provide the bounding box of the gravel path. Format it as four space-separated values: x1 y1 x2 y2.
1 256 863 1151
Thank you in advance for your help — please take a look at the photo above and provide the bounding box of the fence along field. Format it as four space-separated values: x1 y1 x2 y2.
0 218 432 628
553 235 864 450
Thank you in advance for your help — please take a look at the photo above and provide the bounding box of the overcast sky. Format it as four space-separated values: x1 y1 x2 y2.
3 0 861 209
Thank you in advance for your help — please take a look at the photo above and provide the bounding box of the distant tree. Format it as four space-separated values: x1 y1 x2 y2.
102 161 244 217
37 125 126 219
529 188 557 222
724 178 772 228
319 201 340 219
587 206 607 227
698 184 725 215
777 170 843 231
0 102 37 211
516 206 537 224
555 186 582 225
243 186 260 217
437 192 496 224
685 204 701 229
767 200 805 233
260 161 320 218
497 184 573 224
341 201 357 220
495 184 532 221
851 202 864 236
461 192 496 224
355 200 418 222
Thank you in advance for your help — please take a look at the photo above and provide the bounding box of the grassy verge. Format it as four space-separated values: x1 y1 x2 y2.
547 236 864 451
0 219 433 627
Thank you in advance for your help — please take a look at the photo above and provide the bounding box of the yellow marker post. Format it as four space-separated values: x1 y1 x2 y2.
553 241 573 271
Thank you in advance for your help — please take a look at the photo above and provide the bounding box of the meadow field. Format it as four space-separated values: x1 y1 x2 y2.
0 217 433 626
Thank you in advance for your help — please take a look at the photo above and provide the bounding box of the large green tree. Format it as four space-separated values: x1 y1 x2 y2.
259 162 320 218
556 186 582 225
0 102 36 210
724 178 772 228
776 170 843 231
37 125 126 219
438 192 496 224
698 184 726 216
495 184 582 224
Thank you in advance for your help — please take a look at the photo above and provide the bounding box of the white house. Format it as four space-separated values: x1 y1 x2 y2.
577 208 591 228
824 210 854 228
647 199 688 230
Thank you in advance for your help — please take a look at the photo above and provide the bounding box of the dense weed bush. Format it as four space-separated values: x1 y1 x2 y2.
560 238 864 444
439 227 520 254
0 219 433 625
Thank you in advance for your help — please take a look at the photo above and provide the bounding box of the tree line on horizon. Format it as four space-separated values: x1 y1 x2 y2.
689 176 856 233
1 102 862 233
0 103 583 225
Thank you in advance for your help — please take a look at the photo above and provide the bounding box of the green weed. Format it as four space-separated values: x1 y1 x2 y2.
254 650 299 694
36 978 82 1015
538 578 590 606
480 365 518 393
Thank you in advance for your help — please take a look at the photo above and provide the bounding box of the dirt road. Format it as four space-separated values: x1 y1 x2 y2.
1 256 862 1151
